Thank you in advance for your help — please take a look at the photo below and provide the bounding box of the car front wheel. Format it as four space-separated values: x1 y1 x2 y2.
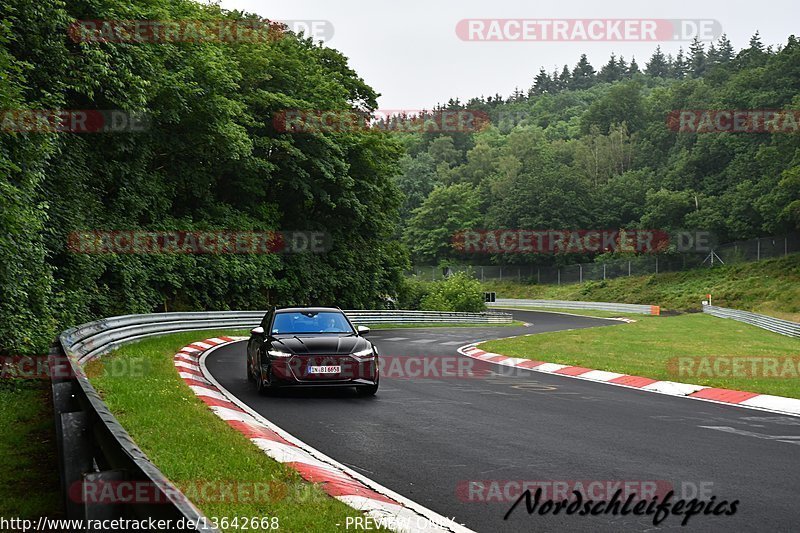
257 361 277 395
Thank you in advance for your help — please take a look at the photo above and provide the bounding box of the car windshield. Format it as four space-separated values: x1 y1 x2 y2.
271 311 354 335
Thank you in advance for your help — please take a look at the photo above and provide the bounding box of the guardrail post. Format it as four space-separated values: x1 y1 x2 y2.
84 470 127 524
60 412 94 519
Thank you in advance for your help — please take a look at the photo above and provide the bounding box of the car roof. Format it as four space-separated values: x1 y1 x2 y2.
274 307 342 314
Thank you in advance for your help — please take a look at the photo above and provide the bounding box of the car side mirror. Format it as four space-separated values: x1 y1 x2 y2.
357 325 370 336
251 326 265 336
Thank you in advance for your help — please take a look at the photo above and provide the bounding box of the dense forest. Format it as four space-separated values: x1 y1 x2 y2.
1 0 798 355
1 0 406 354
397 35 800 265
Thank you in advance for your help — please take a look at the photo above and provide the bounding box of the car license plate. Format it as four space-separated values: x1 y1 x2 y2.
308 365 341 374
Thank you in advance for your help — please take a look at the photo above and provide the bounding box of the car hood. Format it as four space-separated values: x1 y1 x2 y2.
271 335 370 356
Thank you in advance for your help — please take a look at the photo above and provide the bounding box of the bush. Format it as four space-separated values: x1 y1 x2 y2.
396 277 431 310
420 272 486 312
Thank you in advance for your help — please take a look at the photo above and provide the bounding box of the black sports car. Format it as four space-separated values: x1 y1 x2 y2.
246 307 379 396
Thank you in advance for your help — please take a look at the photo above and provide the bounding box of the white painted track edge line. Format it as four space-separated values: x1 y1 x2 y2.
198 341 475 533
456 343 800 418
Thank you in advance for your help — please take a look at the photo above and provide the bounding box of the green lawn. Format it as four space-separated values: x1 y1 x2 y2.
481 314 800 399
483 253 800 320
0 382 62 518
88 330 385 532
490 307 646 320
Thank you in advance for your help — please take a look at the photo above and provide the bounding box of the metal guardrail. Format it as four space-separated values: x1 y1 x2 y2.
345 310 512 324
52 308 512 528
702 305 800 338
488 299 660 315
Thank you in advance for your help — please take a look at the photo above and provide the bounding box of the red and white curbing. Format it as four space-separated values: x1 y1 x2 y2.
458 344 800 417
174 337 472 533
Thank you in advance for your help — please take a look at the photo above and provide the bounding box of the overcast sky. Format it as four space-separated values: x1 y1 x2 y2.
217 0 797 109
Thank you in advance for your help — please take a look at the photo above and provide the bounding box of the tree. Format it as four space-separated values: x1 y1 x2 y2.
403 184 483 263
581 81 645 134
645 46 670 77
689 37 706 76
672 47 689 79
558 65 571 90
531 68 554 95
599 53 624 83
571 54 596 90
628 56 641 76
736 31 769 68
716 34 735 63
394 153 438 219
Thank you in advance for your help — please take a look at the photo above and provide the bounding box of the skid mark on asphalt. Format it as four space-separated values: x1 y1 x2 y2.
699 425 800 445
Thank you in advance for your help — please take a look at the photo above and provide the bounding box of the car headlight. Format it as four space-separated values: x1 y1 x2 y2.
268 349 292 358
352 347 375 359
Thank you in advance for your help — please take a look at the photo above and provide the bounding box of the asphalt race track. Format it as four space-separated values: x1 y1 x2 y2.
206 310 800 532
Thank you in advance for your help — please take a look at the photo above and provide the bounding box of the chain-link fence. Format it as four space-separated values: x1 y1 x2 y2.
409 234 799 284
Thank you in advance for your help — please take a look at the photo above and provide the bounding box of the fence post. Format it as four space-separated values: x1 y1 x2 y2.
603 264 606 280
579 264 583 283
757 239 760 261
628 261 631 276
499 266 502 281
518 267 521 282
655 256 659 275
481 267 484 282
537 268 540 284
786 237 788 257
558 269 561 285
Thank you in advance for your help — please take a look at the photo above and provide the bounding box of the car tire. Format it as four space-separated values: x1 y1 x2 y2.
257 361 277 395
246 356 256 382
355 379 379 397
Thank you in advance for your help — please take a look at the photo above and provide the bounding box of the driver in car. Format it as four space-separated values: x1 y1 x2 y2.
322 317 339 332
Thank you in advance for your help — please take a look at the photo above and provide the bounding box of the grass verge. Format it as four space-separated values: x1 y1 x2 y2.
481 314 800 399
0 382 62 518
88 329 385 532
482 253 800 319
490 307 646 320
